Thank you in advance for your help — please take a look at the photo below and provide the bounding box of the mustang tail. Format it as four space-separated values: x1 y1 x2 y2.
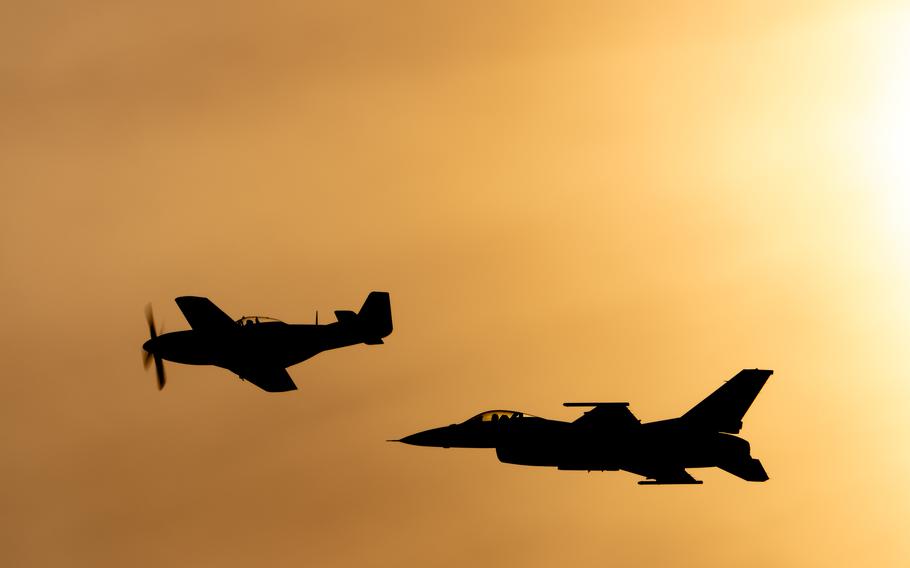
357 291 393 344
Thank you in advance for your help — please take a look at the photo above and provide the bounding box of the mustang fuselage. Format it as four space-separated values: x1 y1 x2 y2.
144 322 380 373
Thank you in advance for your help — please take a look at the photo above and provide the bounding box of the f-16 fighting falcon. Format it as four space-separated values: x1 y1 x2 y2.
141 291 392 392
394 369 772 484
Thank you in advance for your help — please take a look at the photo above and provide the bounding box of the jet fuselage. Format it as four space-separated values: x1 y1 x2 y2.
396 369 773 484
400 416 755 473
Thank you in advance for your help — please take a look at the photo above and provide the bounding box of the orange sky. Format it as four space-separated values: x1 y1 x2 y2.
3 1 910 566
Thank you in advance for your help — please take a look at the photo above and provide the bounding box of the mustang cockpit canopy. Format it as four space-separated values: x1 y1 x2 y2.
466 410 535 423
236 316 286 326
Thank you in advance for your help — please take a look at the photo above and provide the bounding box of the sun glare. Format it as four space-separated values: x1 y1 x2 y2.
848 9 910 252
861 63 910 194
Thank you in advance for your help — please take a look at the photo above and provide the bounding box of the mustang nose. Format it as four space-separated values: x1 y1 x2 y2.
142 337 157 354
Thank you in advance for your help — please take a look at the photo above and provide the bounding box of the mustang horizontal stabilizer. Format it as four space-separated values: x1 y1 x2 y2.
334 310 357 323
175 296 235 332
566 402 640 429
681 369 772 434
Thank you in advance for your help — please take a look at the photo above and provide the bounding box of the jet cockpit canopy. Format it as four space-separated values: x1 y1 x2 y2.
466 410 534 423
236 316 285 326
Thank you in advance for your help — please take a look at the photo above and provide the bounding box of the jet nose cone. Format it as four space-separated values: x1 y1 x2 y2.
398 426 454 447
399 431 432 446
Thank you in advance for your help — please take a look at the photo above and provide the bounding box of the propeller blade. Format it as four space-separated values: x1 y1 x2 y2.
144 303 165 390
154 354 166 390
145 304 157 339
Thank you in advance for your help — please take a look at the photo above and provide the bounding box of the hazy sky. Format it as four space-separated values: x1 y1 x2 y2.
3 1 910 566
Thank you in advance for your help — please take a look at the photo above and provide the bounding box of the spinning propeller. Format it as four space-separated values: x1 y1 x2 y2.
142 304 166 390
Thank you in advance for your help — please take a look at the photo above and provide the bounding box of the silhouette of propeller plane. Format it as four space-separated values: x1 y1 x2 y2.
142 292 392 392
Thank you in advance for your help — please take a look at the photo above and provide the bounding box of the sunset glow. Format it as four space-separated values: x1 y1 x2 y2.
3 2 910 567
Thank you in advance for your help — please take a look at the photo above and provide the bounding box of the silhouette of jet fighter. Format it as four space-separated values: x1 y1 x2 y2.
142 292 392 392
395 369 772 484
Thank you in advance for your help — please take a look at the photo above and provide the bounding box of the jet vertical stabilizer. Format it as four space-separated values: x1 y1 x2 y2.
681 369 772 434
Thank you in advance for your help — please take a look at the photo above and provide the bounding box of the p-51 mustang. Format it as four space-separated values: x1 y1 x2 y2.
142 291 392 392
394 369 772 484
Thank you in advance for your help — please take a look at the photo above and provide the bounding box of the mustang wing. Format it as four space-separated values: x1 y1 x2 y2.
240 367 298 393
175 296 235 332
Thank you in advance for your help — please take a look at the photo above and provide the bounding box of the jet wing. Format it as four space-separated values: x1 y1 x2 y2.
623 465 703 485
175 296 236 332
240 367 298 392
566 402 640 429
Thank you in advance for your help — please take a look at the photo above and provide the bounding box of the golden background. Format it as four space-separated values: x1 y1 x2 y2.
2 1 909 565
